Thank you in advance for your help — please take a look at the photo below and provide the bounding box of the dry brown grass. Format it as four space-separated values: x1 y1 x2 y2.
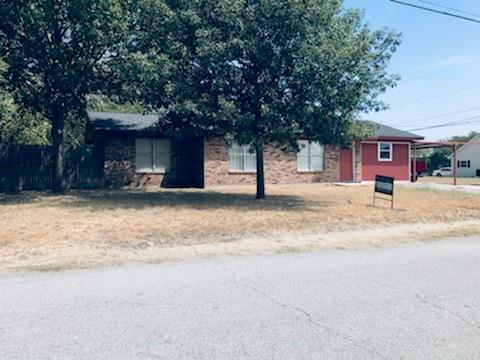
1 184 480 271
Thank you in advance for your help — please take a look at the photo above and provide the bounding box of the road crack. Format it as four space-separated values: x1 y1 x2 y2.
221 263 391 360
414 293 480 330
368 277 480 332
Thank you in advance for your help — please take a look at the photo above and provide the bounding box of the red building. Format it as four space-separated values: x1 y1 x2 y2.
339 123 424 182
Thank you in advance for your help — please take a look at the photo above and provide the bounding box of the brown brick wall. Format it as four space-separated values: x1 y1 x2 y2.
103 134 203 188
204 137 340 186
104 134 140 187
103 134 341 188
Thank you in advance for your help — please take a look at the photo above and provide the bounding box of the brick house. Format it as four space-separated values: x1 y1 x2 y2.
86 112 423 188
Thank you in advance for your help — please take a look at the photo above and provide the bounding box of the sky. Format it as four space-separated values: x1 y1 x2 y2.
343 0 480 140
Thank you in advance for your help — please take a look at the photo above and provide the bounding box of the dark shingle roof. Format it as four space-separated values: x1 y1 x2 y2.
369 121 423 140
87 111 160 132
87 112 424 140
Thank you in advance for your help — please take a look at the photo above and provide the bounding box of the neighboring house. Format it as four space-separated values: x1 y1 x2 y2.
449 134 480 177
85 112 423 188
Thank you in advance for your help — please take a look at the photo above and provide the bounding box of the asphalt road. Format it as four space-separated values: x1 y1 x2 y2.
1 238 480 360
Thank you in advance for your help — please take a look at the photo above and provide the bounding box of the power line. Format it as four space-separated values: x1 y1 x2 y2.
415 0 480 20
390 0 480 24
408 121 480 132
400 58 480 84
408 121 480 131
407 115 480 131
392 84 480 107
391 106 480 126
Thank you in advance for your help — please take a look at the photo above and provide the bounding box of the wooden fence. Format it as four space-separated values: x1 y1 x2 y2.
0 144 104 192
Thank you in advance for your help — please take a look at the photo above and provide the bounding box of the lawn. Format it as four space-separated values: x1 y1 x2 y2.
1 184 480 271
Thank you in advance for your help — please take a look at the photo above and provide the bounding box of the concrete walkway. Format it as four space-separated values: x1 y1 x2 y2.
403 182 480 194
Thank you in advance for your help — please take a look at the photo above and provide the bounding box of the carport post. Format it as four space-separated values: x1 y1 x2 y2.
412 142 417 182
453 144 457 186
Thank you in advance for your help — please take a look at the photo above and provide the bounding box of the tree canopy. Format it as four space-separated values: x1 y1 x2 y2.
447 131 479 143
1 0 401 198
116 0 400 198
0 0 128 191
0 60 17 140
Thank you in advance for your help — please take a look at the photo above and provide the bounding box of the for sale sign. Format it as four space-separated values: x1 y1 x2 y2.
374 175 394 209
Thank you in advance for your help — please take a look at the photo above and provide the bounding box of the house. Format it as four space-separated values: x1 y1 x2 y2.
356 123 424 181
449 134 480 177
86 112 424 188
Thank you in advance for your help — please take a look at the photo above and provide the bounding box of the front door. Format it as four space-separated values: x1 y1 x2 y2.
340 149 354 182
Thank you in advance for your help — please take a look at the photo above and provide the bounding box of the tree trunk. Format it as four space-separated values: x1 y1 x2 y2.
51 112 65 193
255 137 266 199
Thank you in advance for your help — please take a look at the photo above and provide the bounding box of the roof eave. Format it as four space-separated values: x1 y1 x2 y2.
364 135 424 142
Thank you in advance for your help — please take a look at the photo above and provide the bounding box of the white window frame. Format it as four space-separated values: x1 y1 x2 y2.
135 138 171 174
378 142 393 162
228 142 257 173
297 140 325 172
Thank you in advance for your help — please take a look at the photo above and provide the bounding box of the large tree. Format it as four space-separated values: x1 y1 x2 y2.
0 0 127 192
119 0 400 198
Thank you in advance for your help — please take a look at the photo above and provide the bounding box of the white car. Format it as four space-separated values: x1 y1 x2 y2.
432 167 452 177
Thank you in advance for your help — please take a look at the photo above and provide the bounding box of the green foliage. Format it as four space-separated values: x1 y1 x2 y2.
87 95 148 114
1 0 400 196
118 0 400 146
1 111 50 144
447 131 479 143
350 121 378 142
117 0 400 197
0 59 15 139
1 58 48 144
1 0 130 190
0 0 129 138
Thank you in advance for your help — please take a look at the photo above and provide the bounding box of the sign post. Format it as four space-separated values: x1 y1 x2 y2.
373 175 394 210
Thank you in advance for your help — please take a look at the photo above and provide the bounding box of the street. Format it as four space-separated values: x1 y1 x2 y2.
1 237 480 359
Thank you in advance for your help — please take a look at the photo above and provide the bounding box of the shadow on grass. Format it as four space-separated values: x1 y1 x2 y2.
0 191 45 205
0 189 331 212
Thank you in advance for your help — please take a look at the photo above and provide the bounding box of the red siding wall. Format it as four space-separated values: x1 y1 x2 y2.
361 142 410 181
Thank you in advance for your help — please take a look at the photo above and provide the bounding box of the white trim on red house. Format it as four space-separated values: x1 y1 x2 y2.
377 142 393 162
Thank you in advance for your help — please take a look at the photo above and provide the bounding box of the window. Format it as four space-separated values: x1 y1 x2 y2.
458 160 471 168
297 140 324 172
229 143 256 172
378 142 392 161
135 138 171 173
